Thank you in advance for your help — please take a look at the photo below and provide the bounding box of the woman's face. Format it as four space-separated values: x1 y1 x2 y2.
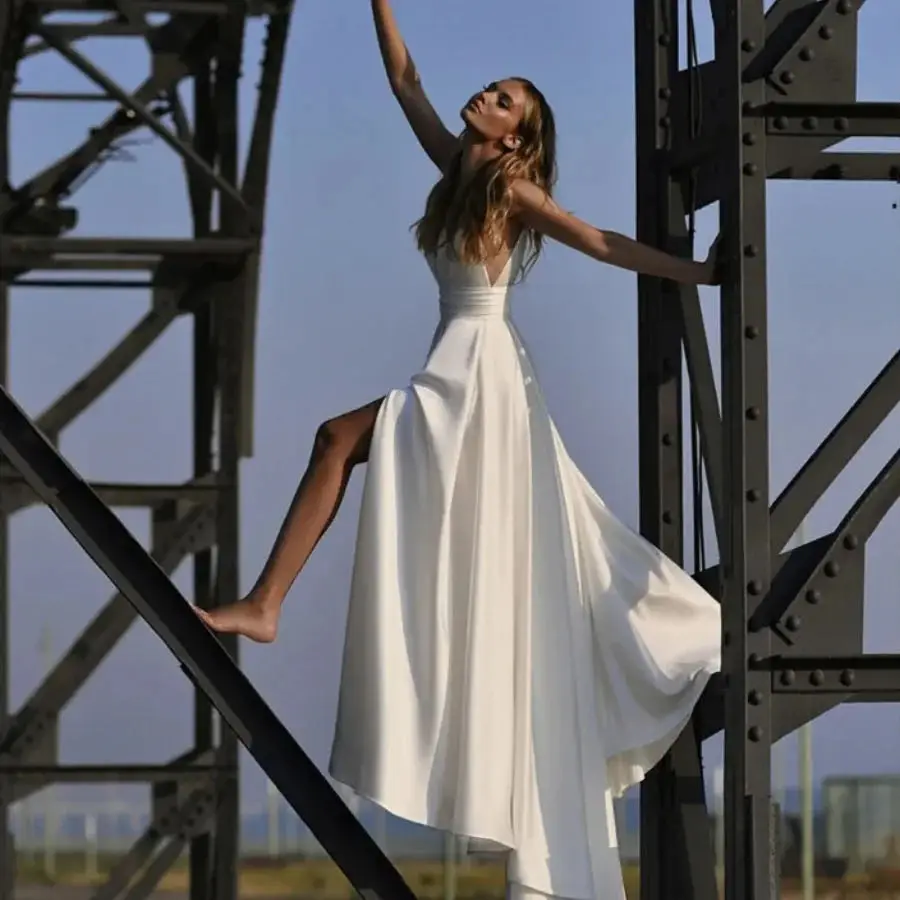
460 79 530 144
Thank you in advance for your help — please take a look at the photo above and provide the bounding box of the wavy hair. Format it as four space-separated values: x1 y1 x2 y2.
414 78 557 280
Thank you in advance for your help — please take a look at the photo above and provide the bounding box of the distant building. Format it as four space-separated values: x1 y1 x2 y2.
822 775 900 869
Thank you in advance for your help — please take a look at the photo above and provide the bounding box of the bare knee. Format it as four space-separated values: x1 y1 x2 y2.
312 416 365 468
310 399 381 469
312 418 347 464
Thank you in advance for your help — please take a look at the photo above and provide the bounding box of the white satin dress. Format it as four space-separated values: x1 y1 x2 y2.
329 233 721 900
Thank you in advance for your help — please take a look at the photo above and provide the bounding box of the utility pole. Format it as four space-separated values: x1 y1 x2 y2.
266 780 280 859
796 519 815 900
443 831 458 900
39 625 56 880
799 722 814 900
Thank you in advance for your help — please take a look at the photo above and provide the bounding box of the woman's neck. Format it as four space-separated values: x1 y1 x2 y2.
458 131 504 181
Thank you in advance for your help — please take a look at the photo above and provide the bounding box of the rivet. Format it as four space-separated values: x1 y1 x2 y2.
780 670 796 686
824 560 840 577
746 406 761 420
743 162 759 176
748 689 761 705
748 580 763 596
835 117 849 131
843 534 858 550
748 653 761 666
840 670 855 687
662 510 674 525
819 25 834 39
773 116 788 130
785 615 801 632
780 70 795 85
799 47 815 62
745 325 760 338
741 39 757 52
744 244 759 258
658 87 672 100
802 116 818 131
659 115 671 128
805 589 821 605
661 432 673 446
658 33 671 46
746 488 761 502
743 132 757 146
748 726 763 742
836 0 853 13
810 669 825 687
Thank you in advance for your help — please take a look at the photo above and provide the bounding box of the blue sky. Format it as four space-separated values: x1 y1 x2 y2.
6 0 900 819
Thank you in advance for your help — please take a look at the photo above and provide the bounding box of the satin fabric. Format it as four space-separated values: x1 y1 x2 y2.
330 235 721 900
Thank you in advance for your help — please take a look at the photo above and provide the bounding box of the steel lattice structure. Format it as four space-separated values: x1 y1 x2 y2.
0 2 898 900
0 1 297 898
634 1 900 900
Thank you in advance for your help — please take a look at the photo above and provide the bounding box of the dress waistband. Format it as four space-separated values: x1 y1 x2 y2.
439 287 509 320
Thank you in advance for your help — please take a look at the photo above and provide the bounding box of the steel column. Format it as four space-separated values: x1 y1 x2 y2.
635 2 718 900
0 0 17 889
635 2 900 899
717 2 775 898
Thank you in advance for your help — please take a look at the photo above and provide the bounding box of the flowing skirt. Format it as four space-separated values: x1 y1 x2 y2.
329 311 721 900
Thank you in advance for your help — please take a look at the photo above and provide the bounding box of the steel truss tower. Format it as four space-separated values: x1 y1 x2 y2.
0 0 421 895
634 1 900 899
0 1 315 899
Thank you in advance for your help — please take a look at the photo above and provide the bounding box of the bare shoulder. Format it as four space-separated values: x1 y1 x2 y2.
509 179 600 258
510 178 557 212
511 179 585 235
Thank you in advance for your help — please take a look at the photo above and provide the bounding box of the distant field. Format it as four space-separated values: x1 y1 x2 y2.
13 856 900 899
14 855 510 900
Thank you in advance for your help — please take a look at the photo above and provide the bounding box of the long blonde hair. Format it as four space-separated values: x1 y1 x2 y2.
414 78 557 280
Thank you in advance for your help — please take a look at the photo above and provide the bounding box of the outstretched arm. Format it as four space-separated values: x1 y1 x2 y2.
371 0 460 172
512 180 718 286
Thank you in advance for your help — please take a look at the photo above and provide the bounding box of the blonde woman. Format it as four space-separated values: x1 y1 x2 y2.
200 2 722 898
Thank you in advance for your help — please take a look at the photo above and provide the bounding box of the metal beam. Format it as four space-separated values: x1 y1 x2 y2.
32 22 256 225
2 235 255 255
770 350 900 554
634 4 719 900
1 12 215 223
0 383 418 900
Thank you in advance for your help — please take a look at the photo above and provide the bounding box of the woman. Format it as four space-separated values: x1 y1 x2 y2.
199 2 722 898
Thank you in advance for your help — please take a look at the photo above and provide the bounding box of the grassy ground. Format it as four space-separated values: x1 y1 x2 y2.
14 854 900 899
15 854 628 898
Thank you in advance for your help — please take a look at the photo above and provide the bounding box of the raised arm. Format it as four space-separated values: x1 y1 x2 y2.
511 179 719 286
371 0 460 172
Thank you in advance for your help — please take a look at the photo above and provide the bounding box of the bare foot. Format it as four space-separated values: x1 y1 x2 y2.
195 597 280 644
